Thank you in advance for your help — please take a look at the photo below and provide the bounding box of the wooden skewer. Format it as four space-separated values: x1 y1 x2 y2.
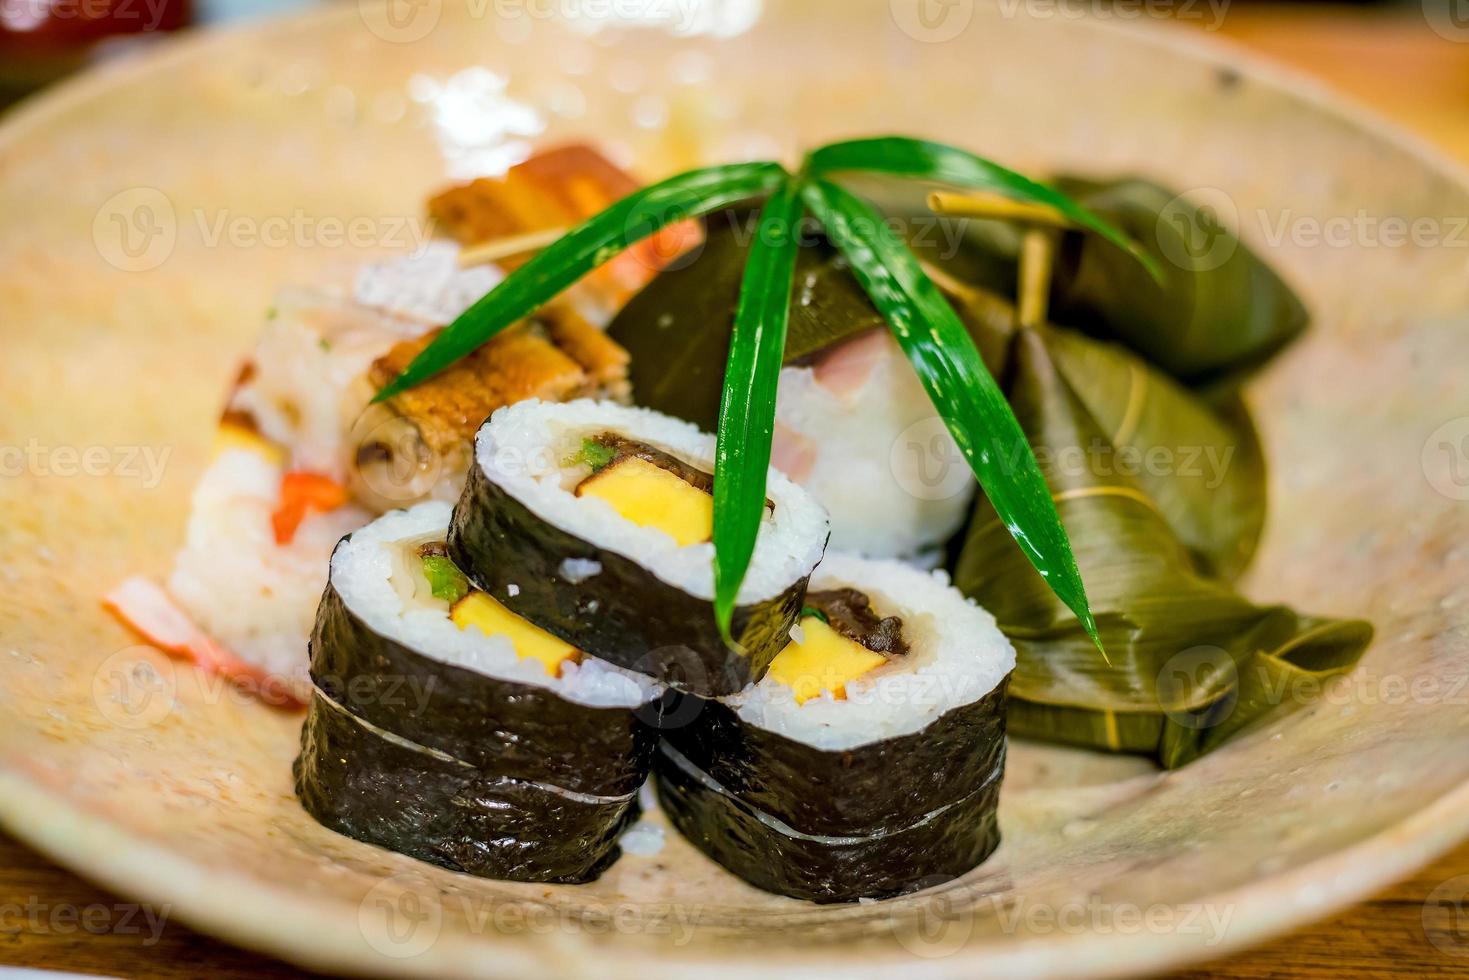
927 191 1076 230
927 190 1068 328
456 226 570 268
1017 228 1057 329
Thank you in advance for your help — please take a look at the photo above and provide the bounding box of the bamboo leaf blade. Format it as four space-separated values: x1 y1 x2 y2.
800 177 1102 649
805 137 1161 281
376 161 790 401
712 179 806 639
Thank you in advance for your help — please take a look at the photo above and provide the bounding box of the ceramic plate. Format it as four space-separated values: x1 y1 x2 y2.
2 2 1468 976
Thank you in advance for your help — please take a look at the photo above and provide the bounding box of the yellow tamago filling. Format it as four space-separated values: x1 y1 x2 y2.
767 617 887 705
577 455 713 547
451 591 582 678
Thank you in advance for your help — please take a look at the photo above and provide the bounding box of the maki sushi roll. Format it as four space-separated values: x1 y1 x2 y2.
295 502 660 883
656 554 1013 903
448 399 829 696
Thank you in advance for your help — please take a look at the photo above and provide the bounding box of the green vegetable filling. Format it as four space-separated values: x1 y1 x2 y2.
421 554 470 604
565 438 616 473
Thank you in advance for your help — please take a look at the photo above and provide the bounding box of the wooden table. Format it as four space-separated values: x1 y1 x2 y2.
5 5 1469 978
3 827 1468 978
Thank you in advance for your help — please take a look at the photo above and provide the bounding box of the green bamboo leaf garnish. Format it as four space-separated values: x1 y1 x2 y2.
807 136 1162 283
801 177 1103 652
374 161 790 401
712 177 805 641
375 137 1156 653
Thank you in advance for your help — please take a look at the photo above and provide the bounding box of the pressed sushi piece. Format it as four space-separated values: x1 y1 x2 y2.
138 144 656 688
428 143 702 318
298 502 660 881
355 302 632 512
609 212 992 560
656 554 1013 903
447 399 829 697
165 417 369 696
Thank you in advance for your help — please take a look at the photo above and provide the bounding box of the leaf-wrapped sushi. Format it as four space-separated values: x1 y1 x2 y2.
953 330 1373 768
609 210 1005 560
656 554 1012 903
295 502 660 883
447 399 830 696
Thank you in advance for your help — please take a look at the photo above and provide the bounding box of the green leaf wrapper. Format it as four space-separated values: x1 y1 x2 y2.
1049 177 1308 386
953 328 1371 768
607 205 1015 431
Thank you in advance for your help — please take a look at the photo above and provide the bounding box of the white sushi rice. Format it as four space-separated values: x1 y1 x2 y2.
726 553 1014 751
773 329 977 559
476 399 829 605
353 241 505 326
332 501 659 708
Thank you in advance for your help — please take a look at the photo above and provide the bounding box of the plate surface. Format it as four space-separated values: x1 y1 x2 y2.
2 2 1469 976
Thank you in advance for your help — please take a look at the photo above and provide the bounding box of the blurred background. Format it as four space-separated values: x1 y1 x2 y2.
5 0 1469 160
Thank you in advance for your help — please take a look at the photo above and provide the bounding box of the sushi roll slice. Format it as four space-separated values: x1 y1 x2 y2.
656 554 1014 903
448 399 829 697
295 502 660 883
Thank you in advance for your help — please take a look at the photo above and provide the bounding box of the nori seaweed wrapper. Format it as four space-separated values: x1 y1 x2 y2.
661 682 1007 835
655 741 1002 904
655 678 1008 902
310 577 656 796
448 460 809 697
295 692 639 883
